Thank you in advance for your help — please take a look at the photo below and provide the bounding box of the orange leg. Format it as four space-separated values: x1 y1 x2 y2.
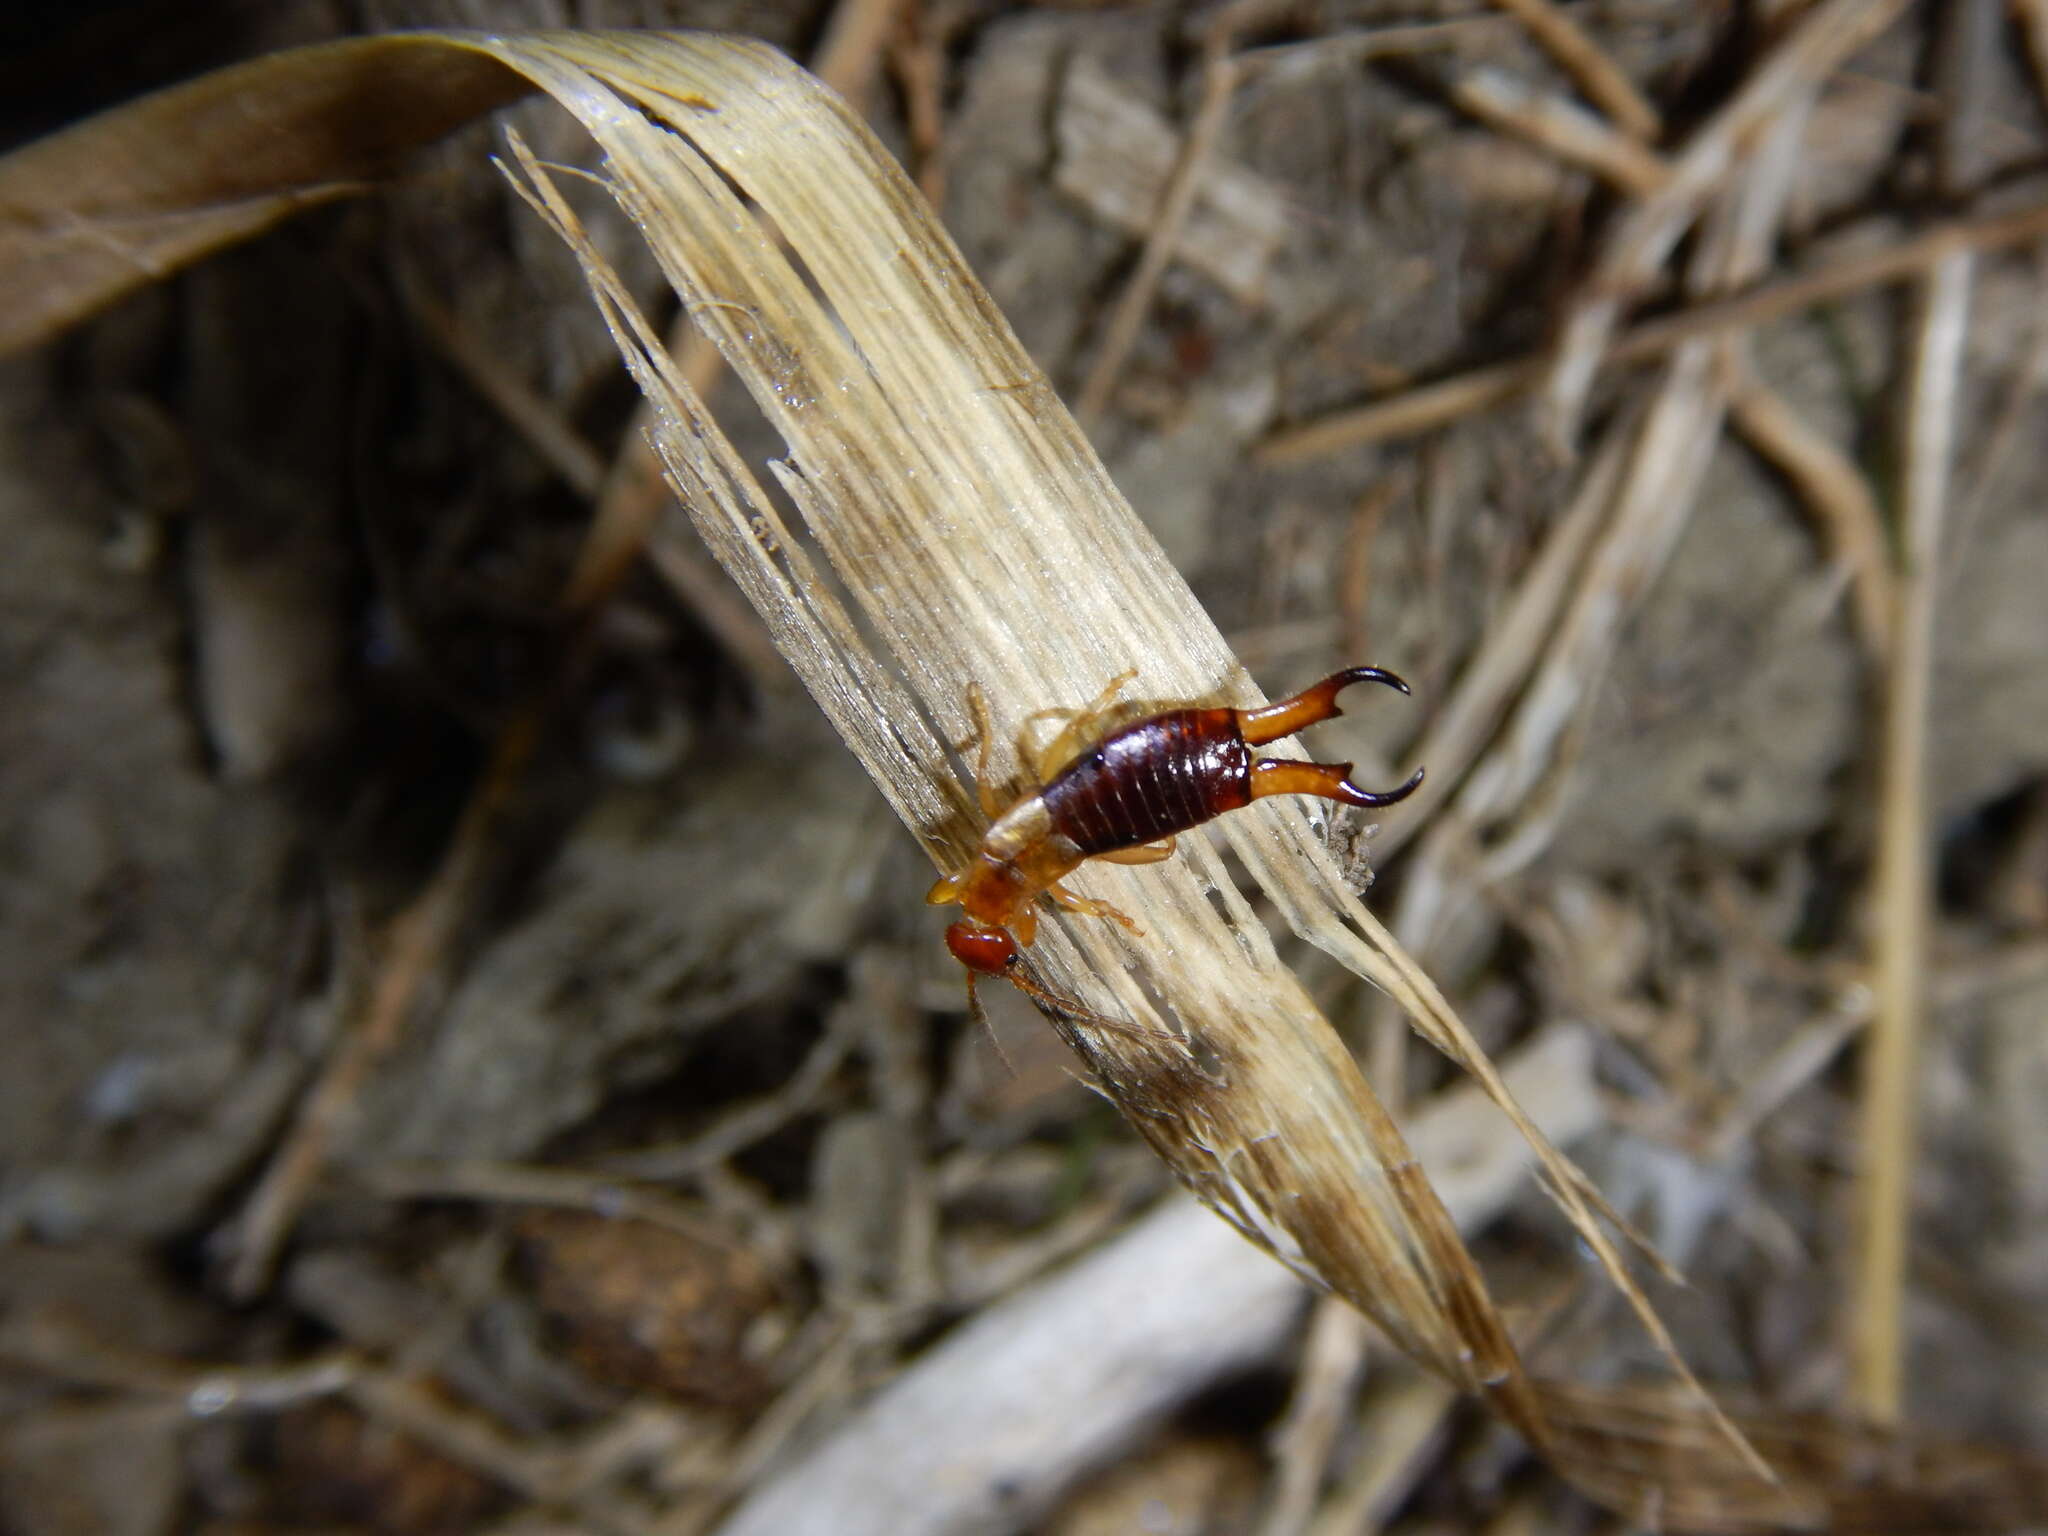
1096 837 1175 867
1024 669 1139 782
1234 666 1410 747
1046 881 1143 934
955 682 1003 818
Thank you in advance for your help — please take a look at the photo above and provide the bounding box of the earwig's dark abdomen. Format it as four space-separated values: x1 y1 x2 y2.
1040 707 1250 856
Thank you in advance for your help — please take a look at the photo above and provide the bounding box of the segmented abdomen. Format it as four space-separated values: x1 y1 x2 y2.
1040 707 1250 856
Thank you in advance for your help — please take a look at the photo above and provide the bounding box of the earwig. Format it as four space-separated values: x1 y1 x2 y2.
926 667 1424 1021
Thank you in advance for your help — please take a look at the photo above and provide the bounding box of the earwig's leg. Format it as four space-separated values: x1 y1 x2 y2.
1010 707 1071 789
1235 666 1411 747
1027 668 1140 781
1249 757 1425 809
958 682 1003 818
1046 882 1144 935
1096 837 1177 867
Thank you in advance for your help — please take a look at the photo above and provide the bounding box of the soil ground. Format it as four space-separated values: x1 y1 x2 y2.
4 1 2048 1532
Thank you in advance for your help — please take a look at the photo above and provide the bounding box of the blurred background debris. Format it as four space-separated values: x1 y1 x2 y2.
4 0 2048 1531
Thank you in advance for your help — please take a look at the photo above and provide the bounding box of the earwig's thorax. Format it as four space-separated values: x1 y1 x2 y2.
947 791 1087 932
980 792 1054 864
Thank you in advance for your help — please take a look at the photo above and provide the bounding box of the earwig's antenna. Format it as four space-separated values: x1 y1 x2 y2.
1005 968 1182 1047
964 969 1019 1080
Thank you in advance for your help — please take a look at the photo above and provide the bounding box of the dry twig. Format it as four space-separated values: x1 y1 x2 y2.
1851 248 1974 1425
1257 1299 1372 1536
1072 28 1242 423
1450 66 1669 197
1306 1369 1459 1536
1256 196 2048 461
808 0 911 108
1487 0 1660 141
1725 358 1893 663
1539 0 1905 446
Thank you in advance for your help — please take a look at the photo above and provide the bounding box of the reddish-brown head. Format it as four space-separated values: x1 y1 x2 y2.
946 921 1019 975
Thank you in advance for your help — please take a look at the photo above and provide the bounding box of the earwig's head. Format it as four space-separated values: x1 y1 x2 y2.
946 921 1019 975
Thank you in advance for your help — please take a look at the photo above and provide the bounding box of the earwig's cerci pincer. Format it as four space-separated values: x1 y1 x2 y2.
926 667 1424 1002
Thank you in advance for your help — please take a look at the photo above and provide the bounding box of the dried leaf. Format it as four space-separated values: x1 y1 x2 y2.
0 36 530 354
